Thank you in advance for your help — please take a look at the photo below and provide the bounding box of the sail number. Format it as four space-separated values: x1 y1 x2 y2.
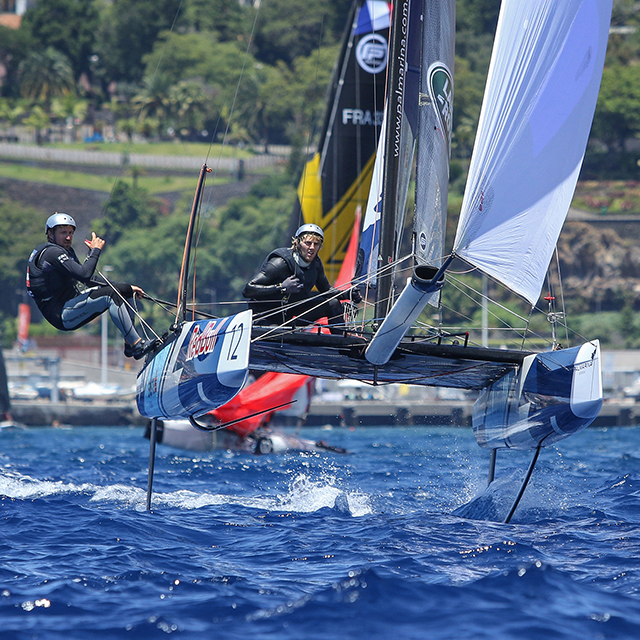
226 323 243 361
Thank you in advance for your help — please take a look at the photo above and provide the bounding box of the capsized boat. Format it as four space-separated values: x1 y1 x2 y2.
147 372 344 454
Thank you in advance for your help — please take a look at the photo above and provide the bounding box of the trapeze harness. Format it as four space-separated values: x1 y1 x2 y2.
26 242 142 344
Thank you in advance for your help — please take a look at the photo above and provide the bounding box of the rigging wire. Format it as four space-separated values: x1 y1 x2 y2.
97 270 161 341
554 246 570 347
446 274 555 351
186 5 264 314
100 0 186 216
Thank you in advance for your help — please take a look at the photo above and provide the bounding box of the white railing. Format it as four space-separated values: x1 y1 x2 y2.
0 143 286 172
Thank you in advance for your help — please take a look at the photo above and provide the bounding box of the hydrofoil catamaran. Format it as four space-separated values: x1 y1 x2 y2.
136 0 611 519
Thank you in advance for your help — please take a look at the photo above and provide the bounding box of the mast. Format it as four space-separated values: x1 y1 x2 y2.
364 0 455 365
375 0 412 322
175 164 210 324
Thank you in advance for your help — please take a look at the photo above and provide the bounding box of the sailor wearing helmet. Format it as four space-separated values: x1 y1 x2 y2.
242 223 361 334
26 213 156 360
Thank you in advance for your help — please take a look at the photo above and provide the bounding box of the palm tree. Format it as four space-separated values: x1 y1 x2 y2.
18 47 75 104
167 80 208 135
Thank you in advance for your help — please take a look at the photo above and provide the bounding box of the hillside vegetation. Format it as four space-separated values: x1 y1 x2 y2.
1 0 640 348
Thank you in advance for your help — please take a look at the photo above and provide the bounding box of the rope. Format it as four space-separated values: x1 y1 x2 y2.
97 270 161 340
100 0 186 217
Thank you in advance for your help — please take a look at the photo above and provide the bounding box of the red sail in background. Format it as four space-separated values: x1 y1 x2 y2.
211 371 312 438
211 211 362 437
335 206 361 289
17 303 30 349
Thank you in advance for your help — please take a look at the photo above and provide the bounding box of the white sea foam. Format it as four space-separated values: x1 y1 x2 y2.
0 469 91 499
0 469 372 516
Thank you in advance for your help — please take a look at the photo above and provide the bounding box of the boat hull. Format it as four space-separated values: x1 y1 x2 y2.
147 419 342 454
136 311 251 419
473 340 603 449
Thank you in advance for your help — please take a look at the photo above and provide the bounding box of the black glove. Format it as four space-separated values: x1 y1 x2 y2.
350 288 363 304
281 276 303 295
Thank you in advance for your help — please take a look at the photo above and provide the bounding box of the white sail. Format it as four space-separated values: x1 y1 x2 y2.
453 0 613 305
358 111 386 288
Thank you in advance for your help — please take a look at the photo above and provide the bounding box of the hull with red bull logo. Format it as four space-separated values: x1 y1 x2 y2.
136 310 251 420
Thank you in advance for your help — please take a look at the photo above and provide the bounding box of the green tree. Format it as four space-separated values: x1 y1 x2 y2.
50 94 88 124
456 0 500 35
95 0 183 84
253 0 341 67
592 64 640 152
257 46 338 146
20 0 99 82
0 25 33 98
131 76 171 127
22 106 51 144
204 175 295 304
18 47 75 103
0 197 44 323
0 99 27 135
180 0 252 41
167 80 209 136
95 181 162 245
141 33 265 141
103 211 218 328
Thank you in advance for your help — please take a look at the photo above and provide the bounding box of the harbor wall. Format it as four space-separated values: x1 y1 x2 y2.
8 398 640 428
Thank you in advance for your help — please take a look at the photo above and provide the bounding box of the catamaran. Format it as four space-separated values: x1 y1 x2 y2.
137 0 612 518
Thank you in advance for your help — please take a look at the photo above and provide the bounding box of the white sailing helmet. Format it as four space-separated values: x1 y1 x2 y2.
46 212 76 233
295 223 324 240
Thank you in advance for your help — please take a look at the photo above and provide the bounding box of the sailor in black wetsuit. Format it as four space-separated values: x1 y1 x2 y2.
242 223 361 334
27 213 156 360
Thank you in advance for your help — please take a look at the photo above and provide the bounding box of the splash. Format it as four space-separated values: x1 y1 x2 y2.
0 469 372 516
278 473 372 516
0 469 91 500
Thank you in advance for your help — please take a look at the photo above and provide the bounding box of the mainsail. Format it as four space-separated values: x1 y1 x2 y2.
454 0 612 305
364 0 454 364
413 0 455 288
297 0 388 283
359 0 422 307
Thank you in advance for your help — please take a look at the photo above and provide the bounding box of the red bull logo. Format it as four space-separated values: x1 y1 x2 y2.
186 321 221 361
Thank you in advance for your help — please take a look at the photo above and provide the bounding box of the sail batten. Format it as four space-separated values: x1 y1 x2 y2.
453 0 612 305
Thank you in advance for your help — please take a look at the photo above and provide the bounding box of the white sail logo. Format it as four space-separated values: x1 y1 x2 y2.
356 34 388 74
427 62 453 144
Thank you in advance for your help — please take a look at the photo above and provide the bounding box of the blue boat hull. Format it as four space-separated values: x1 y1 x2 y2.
473 340 603 449
136 310 251 420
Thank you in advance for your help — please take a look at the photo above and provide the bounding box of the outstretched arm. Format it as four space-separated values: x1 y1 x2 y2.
46 241 101 283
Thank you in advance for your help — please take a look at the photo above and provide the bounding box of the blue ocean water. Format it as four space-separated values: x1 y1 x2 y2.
1 424 640 640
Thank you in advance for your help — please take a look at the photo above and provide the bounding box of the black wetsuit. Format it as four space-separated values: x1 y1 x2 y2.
242 247 344 331
27 242 103 329
26 242 140 343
